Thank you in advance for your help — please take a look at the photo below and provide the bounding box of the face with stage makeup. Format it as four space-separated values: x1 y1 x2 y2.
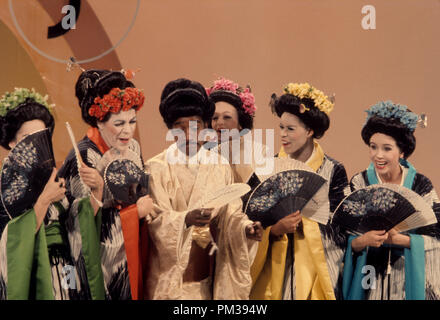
97 109 137 152
279 112 313 158
369 132 403 178
211 101 241 142
171 115 206 156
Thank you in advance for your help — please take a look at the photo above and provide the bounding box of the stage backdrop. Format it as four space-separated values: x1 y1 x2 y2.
1 0 439 189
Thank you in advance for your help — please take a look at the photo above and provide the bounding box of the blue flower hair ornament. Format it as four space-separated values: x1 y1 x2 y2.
365 100 426 132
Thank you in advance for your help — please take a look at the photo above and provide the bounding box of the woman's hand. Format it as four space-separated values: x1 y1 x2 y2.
34 168 66 231
351 230 389 252
384 228 411 248
270 210 302 237
79 161 104 214
79 161 104 192
185 208 214 227
136 195 154 219
245 221 263 241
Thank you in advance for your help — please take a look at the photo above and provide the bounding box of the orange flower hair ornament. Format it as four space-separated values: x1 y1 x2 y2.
88 87 145 121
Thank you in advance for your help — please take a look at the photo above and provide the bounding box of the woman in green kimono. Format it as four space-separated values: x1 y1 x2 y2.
0 88 104 300
342 101 440 300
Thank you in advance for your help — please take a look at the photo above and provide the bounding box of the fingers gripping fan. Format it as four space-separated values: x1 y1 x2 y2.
245 161 328 228
104 159 149 206
1 128 55 217
331 184 437 235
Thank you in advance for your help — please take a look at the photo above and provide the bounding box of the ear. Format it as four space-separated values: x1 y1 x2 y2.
96 121 105 130
8 140 16 149
307 128 314 139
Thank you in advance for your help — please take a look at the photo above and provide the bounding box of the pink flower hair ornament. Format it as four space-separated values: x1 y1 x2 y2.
206 78 257 116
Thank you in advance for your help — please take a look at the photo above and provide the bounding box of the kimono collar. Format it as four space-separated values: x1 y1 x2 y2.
278 140 325 173
304 140 325 172
87 127 110 155
367 158 417 189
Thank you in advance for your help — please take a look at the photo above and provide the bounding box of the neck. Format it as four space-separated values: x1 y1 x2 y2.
289 139 314 163
378 165 403 184
98 128 112 149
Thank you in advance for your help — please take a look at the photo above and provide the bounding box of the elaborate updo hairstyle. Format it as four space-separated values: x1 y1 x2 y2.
0 89 54 150
361 101 419 159
270 83 334 139
159 78 215 129
75 69 143 127
206 78 256 130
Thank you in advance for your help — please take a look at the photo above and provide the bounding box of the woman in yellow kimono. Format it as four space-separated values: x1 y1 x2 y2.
250 83 349 300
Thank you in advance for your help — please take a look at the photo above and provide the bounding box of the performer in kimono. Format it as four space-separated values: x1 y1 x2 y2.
0 88 104 300
59 69 152 300
343 101 440 300
250 83 349 300
145 78 262 300
206 77 269 184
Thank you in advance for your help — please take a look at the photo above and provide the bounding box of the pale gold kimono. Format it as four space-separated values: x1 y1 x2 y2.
144 143 258 300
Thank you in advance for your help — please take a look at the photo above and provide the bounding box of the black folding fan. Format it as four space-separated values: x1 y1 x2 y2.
104 158 149 207
1 128 55 217
331 184 437 235
245 161 328 228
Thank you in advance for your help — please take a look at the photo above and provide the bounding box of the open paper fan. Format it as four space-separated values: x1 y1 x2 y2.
189 183 251 254
192 183 251 212
331 184 437 235
1 128 55 217
245 164 329 228
104 158 149 206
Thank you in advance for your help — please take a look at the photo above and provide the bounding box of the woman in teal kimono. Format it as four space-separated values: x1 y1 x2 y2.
0 88 104 300
342 101 440 300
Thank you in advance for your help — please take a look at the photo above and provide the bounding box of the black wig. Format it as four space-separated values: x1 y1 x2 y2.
361 115 416 158
270 93 330 139
209 90 254 130
75 69 136 127
159 78 215 129
0 99 54 150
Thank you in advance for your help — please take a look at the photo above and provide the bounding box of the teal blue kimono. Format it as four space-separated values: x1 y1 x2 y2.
342 160 440 300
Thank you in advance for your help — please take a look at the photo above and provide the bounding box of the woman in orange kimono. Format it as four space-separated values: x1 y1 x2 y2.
59 69 152 299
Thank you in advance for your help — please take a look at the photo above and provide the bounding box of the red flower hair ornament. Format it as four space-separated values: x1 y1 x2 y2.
88 87 145 121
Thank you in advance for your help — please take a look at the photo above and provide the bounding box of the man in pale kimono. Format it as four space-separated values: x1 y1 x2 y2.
144 78 262 300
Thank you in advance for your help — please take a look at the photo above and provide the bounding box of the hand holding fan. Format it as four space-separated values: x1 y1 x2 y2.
65 122 103 207
331 184 437 235
104 158 149 207
189 183 251 254
1 128 55 218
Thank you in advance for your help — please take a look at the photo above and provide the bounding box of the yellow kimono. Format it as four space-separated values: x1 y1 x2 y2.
145 143 258 300
250 141 348 300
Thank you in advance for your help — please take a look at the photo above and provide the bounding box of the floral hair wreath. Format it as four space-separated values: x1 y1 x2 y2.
0 88 54 117
283 82 334 115
206 78 257 116
365 100 427 132
88 87 145 121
